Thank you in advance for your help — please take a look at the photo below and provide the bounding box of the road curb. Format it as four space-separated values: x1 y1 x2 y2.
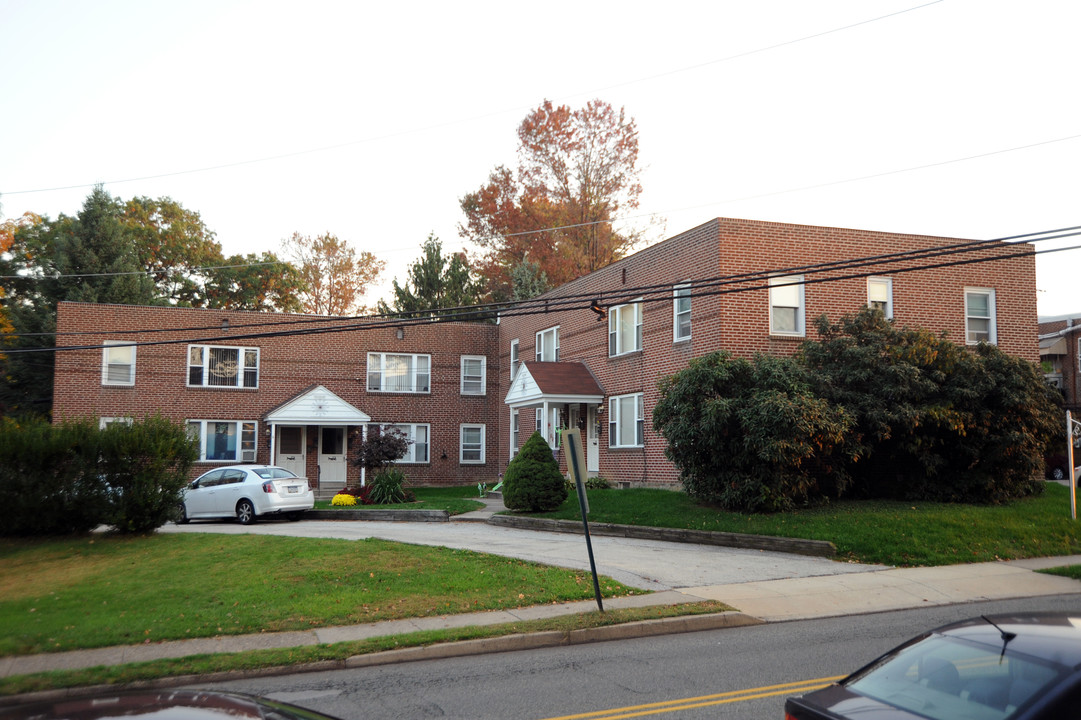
0 613 761 707
306 509 450 522
489 515 837 557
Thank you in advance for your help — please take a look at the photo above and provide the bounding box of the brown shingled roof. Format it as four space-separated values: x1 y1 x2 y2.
521 362 604 396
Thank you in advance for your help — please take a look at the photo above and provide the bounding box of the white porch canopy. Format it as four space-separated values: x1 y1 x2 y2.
264 385 371 462
505 362 604 448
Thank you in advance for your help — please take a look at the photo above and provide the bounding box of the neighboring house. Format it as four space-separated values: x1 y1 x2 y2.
1039 314 1081 414
53 217 1038 491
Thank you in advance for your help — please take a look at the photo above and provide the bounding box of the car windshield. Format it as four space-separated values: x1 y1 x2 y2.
846 633 1062 720
251 468 299 480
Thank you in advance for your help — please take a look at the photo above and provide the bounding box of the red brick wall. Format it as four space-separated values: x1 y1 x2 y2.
497 217 1039 488
54 303 501 486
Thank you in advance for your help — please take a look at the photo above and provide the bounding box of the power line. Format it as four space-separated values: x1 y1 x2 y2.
9 231 1077 356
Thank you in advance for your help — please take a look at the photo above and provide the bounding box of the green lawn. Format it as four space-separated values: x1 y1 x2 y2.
314 485 485 514
535 482 1081 566
0 533 635 657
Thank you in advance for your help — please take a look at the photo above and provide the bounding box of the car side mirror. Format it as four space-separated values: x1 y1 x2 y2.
190 480 200 489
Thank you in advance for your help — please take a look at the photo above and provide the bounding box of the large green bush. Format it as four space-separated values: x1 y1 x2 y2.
0 415 196 536
653 308 1062 512
653 352 852 512
503 431 568 512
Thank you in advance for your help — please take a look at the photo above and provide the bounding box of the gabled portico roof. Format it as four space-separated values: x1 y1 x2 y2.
264 385 371 424
504 362 604 408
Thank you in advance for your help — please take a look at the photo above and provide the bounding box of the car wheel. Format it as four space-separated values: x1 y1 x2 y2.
1052 466 1066 481
236 499 256 525
177 502 190 524
287 511 303 522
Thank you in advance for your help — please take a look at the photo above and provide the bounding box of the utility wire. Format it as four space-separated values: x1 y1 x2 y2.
11 224 1073 340
9 236 1078 355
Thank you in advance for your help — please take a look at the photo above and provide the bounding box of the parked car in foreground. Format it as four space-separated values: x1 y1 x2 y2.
0 689 343 719
178 465 314 524
785 614 1081 720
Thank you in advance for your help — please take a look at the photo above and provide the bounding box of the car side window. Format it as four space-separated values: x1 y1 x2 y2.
196 470 224 488
223 470 246 484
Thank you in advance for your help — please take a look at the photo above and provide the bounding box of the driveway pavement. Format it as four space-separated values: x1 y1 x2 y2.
158 516 887 591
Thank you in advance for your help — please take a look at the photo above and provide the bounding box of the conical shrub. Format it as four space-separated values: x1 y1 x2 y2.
502 431 568 512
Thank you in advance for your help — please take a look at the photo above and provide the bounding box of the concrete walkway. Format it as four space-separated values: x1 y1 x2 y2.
2 496 1080 686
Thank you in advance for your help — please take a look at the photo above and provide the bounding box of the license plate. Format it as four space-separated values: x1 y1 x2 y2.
287 486 299 494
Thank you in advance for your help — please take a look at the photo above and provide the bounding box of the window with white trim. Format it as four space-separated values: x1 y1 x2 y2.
510 339 520 380
965 288 997 344
511 410 520 458
102 341 136 386
536 326 559 362
609 393 644 448
367 353 431 393
460 355 486 395
609 300 643 356
99 417 133 429
867 277 893 319
673 284 691 342
460 424 485 463
373 423 429 464
187 420 257 462
769 276 805 336
187 345 259 388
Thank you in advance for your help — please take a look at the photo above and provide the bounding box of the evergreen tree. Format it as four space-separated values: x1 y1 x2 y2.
377 234 482 318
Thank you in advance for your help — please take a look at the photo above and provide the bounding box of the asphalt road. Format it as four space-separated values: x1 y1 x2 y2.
160 518 886 591
190 595 1081 720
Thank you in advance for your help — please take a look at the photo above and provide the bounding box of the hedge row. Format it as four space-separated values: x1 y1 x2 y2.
0 415 196 536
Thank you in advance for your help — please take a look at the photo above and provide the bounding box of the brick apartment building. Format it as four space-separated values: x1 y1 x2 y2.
1039 315 1081 415
52 217 1039 493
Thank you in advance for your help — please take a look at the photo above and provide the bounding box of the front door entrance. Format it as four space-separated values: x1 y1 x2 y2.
586 406 599 475
275 426 306 479
319 426 347 490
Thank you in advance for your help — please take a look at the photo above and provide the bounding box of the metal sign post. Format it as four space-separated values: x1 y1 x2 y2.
1069 411 1077 521
563 427 603 612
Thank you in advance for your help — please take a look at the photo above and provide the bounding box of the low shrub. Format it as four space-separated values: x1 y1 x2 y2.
566 476 612 491
368 468 408 505
331 493 357 507
503 431 568 512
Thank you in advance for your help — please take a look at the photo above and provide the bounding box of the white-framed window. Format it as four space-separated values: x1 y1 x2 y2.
536 326 559 362
535 408 543 433
609 393 644 448
511 410 520 458
102 341 136 386
187 420 257 463
460 424 485 464
187 345 259 388
673 284 691 342
374 423 430 464
964 288 997 345
99 416 133 429
769 276 805 336
367 353 431 393
609 300 643 356
460 355 486 395
867 277 893 319
510 339 520 381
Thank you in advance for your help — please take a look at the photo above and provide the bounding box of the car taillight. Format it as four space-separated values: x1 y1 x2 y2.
262 481 276 493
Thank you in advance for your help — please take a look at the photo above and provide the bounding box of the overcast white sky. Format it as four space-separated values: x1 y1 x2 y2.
2 0 1079 317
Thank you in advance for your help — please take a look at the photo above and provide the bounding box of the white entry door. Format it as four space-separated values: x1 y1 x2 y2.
587 406 600 475
275 426 306 479
319 426 348 489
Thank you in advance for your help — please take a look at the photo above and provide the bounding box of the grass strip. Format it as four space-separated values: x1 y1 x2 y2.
534 483 1081 566
1037 565 1081 580
0 534 636 657
0 602 729 697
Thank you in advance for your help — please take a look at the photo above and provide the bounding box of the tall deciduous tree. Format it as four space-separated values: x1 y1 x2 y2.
204 252 304 312
377 234 481 318
282 232 384 315
460 99 645 299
